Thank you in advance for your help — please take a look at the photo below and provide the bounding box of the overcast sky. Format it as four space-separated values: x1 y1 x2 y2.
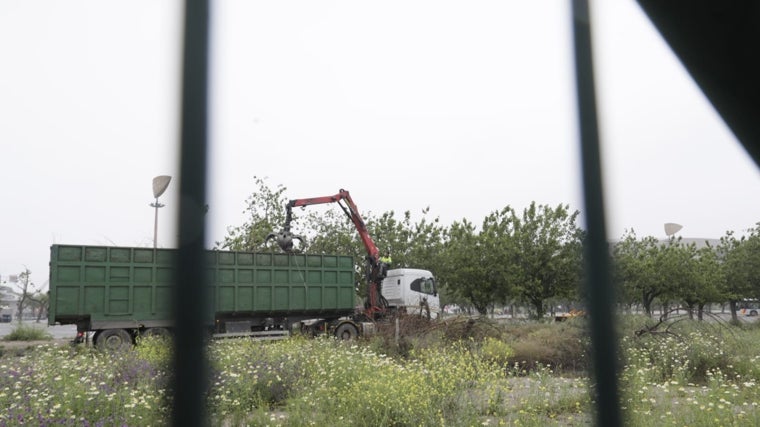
2 1 759 290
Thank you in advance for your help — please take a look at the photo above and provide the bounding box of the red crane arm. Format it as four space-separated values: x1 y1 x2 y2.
286 189 380 263
269 188 389 318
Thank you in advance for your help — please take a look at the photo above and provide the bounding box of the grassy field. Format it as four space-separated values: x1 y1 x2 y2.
1 314 760 426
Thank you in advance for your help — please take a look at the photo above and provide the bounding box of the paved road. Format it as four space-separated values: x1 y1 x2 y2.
0 320 77 340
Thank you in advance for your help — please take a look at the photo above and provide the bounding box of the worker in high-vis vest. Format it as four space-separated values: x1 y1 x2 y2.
379 250 392 278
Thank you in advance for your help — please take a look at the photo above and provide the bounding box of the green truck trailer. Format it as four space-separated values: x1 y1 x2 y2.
49 244 440 350
49 244 363 349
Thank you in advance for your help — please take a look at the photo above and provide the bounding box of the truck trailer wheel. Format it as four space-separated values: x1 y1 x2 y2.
96 329 132 351
334 322 359 340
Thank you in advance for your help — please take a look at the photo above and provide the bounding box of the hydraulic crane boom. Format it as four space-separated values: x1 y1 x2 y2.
266 189 390 318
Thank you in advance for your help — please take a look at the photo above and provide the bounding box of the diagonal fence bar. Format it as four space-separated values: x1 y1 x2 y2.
571 1 622 426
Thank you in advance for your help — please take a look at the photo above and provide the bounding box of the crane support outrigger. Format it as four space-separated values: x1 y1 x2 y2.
266 189 391 319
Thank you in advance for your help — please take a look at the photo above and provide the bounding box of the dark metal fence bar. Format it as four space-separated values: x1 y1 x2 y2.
172 0 211 426
571 1 622 426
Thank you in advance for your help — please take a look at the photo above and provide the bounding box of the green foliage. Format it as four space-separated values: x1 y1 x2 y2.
613 231 667 315
220 179 760 328
480 336 515 366
612 231 720 316
367 207 447 272
720 224 760 317
617 315 760 384
617 319 760 425
208 338 305 415
441 203 583 317
439 219 497 314
288 339 498 426
439 316 506 343
292 201 447 282
4 321 760 426
134 334 173 368
497 203 583 319
613 228 760 320
0 343 169 425
203 336 504 426
2 324 52 341
217 176 290 251
503 320 590 372
681 244 724 317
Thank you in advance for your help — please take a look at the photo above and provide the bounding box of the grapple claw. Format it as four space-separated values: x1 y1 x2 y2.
266 230 304 252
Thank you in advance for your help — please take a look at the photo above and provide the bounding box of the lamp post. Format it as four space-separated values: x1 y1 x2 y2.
151 175 172 249
664 222 683 238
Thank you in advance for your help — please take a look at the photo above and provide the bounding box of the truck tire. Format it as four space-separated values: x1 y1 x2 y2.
751 310 758 316
96 329 132 351
334 322 359 340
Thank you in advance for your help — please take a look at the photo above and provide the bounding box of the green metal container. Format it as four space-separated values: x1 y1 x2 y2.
49 244 356 329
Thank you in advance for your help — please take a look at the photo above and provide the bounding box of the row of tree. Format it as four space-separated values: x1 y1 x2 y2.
614 228 760 322
219 178 760 320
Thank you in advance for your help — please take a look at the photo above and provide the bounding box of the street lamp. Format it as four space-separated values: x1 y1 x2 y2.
664 222 683 237
151 175 172 249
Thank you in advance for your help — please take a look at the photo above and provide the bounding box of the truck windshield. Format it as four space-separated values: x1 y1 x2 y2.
411 277 437 296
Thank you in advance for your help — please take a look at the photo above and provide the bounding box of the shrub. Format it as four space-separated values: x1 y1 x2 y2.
480 336 514 367
134 334 173 369
505 320 589 372
2 324 53 342
620 317 746 385
440 316 505 342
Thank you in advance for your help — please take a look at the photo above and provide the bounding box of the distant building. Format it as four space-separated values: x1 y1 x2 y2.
609 237 721 250
664 237 720 249
0 286 17 322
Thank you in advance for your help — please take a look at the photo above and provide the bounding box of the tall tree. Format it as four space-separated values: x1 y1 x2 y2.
13 268 44 322
613 232 725 319
440 203 583 317
613 231 668 317
367 207 446 272
664 239 705 319
438 219 496 315
296 206 364 256
217 176 290 252
719 224 760 321
687 244 724 320
491 203 583 319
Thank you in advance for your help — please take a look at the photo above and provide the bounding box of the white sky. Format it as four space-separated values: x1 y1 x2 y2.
2 1 759 290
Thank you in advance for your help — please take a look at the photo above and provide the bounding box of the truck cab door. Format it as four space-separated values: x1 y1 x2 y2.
408 277 441 318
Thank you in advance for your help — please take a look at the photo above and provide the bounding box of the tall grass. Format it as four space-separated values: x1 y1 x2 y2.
1 317 760 426
618 314 760 426
0 343 168 426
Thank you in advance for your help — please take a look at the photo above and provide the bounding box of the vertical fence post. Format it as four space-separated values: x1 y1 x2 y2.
571 1 622 426
172 0 210 426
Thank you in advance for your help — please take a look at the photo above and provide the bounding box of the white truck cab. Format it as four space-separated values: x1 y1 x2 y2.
381 268 441 319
